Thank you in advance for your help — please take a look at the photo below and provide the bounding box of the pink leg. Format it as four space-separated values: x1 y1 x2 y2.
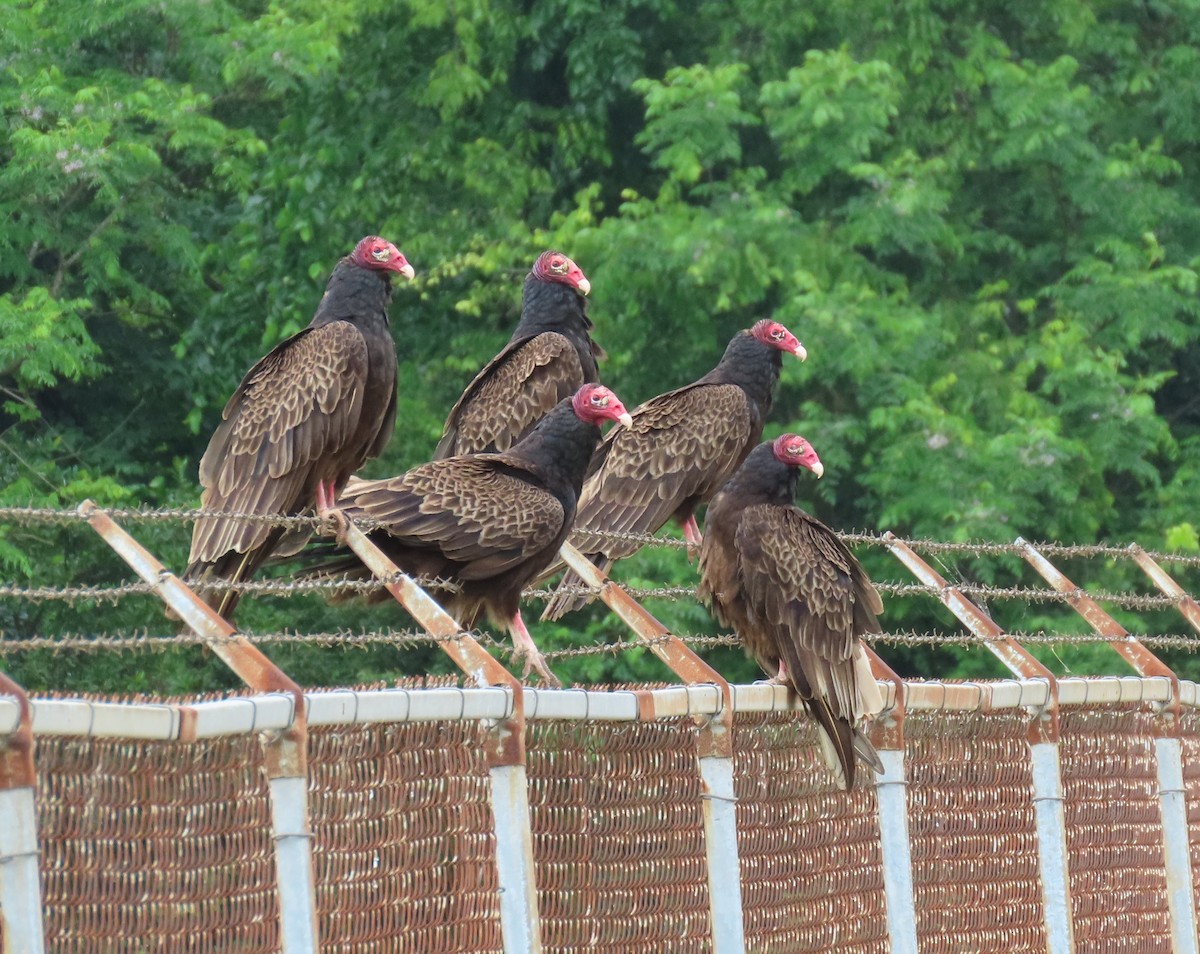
681 513 703 561
509 610 561 687
315 480 348 540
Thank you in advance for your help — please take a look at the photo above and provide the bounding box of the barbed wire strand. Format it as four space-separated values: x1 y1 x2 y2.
3 626 1200 657
4 504 1200 567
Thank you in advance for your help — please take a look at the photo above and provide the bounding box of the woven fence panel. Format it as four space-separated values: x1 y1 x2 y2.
309 720 502 953
527 718 710 952
1058 708 1170 952
35 733 278 953
906 710 1047 953
734 712 888 954
1181 712 1200 914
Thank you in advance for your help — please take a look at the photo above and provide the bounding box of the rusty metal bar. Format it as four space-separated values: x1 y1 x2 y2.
557 542 743 954
0 671 44 954
1129 544 1200 636
78 501 319 954
333 516 541 954
883 532 1060 742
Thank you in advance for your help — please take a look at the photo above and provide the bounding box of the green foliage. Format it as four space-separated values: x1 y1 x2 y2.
4 0 1200 692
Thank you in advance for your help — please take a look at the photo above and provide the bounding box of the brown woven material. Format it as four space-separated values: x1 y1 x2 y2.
907 711 1048 953
1058 708 1171 952
734 712 888 953
1181 712 1200 916
35 734 278 952
309 720 503 953
527 718 710 952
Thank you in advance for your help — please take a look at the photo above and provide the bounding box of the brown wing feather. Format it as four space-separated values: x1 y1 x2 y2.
436 333 584 457
570 383 753 558
189 323 369 565
341 460 566 579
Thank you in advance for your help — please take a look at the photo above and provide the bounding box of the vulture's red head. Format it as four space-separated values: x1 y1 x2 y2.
352 236 416 279
773 433 824 478
572 384 633 428
533 250 591 296
751 319 807 360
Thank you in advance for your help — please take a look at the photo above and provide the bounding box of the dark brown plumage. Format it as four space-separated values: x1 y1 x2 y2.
184 235 414 620
434 250 603 459
312 384 632 685
698 435 884 790
540 319 806 621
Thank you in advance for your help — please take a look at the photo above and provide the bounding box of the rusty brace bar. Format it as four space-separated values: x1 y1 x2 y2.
331 516 525 768
1016 536 1180 727
883 532 1059 743
557 543 733 757
79 501 309 776
1129 544 1200 636
0 672 34 791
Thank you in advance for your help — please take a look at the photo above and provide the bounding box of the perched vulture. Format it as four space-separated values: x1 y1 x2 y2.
540 319 806 621
184 235 414 619
311 384 632 685
698 435 885 789
434 250 603 459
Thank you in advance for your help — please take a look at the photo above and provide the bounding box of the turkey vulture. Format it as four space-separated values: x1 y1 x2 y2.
184 235 414 620
540 319 806 621
434 250 603 459
698 434 884 789
312 384 632 685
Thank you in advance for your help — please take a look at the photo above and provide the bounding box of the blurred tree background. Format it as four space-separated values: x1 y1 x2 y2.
3 0 1200 692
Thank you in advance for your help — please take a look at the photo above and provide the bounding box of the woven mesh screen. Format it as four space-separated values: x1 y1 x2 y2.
734 712 887 953
1058 708 1170 952
526 718 710 952
1181 712 1200 915
906 710 1047 953
309 720 502 953
35 733 278 952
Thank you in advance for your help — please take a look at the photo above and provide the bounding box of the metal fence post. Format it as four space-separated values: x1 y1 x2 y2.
81 502 320 953
558 543 745 954
333 517 542 954
0 672 44 954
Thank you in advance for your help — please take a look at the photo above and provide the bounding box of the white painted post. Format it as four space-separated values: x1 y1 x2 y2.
489 763 542 953
698 754 745 954
1155 737 1198 954
875 749 918 954
269 776 320 954
1030 742 1075 954
0 786 45 954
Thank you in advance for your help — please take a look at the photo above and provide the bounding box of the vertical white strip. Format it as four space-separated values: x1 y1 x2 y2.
698 755 745 954
875 749 918 954
489 764 543 954
1155 737 1198 954
1030 742 1075 954
0 787 45 954
269 776 320 954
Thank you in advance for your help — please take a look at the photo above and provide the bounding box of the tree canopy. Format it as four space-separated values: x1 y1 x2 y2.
4 0 1200 692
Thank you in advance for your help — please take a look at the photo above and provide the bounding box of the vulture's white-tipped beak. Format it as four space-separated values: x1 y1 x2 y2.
399 262 416 281
577 277 592 296
618 412 633 428
810 460 824 479
792 341 808 361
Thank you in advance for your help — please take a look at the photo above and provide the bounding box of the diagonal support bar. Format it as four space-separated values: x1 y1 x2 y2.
332 516 540 954
0 671 44 954
557 543 743 954
79 502 319 954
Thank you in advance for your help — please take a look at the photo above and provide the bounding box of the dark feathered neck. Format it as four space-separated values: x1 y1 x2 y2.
504 398 600 496
512 275 592 340
721 442 799 507
309 257 394 328
700 331 784 410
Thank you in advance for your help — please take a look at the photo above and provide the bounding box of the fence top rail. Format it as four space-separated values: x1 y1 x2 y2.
0 676 1190 741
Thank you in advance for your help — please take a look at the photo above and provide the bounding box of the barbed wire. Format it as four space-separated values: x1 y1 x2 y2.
4 503 1200 567
3 625 1200 658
